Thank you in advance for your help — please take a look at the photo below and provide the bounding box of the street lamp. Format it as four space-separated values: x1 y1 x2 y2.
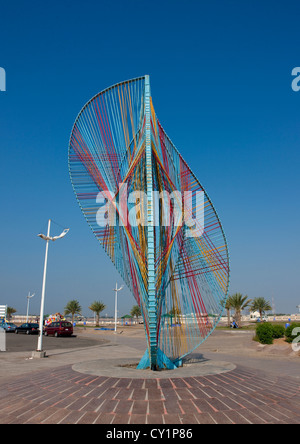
113 283 123 333
34 219 69 357
26 292 35 323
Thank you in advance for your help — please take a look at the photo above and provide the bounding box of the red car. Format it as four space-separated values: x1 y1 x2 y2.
44 321 73 337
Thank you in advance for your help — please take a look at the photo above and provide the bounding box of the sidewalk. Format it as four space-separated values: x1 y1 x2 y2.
0 329 299 424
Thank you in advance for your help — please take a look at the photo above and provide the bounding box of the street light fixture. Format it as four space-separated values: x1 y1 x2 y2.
26 292 35 323
34 219 69 357
113 283 123 333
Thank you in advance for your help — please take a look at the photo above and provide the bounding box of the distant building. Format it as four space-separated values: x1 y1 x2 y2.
250 311 261 319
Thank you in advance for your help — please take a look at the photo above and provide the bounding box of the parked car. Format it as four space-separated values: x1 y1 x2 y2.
1 322 17 332
44 321 73 337
15 323 39 335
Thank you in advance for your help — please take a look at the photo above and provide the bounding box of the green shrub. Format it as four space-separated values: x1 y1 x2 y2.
272 324 285 339
285 323 300 343
256 323 274 344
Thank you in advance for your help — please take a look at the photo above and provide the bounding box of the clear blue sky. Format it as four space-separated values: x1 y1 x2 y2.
0 0 299 317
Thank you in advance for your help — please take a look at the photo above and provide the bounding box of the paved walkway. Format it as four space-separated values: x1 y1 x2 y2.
1 363 300 424
0 329 299 424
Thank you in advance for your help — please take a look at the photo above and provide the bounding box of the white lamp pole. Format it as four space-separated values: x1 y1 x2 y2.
37 219 51 352
26 292 35 323
36 219 69 354
114 283 123 333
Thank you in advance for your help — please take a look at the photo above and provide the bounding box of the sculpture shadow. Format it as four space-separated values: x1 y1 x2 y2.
182 353 210 365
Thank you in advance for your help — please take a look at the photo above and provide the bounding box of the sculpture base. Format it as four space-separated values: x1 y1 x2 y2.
137 348 178 370
72 357 236 378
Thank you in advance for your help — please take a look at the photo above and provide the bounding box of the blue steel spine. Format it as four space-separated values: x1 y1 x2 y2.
145 75 157 370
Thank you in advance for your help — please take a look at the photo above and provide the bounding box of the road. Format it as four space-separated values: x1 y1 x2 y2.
5 330 108 352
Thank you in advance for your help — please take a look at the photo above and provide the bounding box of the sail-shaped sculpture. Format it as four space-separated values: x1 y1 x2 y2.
68 76 230 370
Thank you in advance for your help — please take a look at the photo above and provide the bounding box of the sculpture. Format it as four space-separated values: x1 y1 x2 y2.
68 76 230 370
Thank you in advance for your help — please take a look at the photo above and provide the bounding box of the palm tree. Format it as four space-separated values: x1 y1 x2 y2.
224 297 233 327
89 301 106 327
130 305 141 322
6 307 17 321
229 293 251 327
250 297 272 321
64 300 82 324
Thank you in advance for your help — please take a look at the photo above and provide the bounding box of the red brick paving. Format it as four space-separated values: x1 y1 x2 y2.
0 364 299 424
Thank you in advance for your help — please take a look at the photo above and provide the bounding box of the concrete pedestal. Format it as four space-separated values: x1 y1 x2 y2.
32 350 47 358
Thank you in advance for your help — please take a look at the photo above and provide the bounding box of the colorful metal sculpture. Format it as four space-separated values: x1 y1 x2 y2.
68 76 230 370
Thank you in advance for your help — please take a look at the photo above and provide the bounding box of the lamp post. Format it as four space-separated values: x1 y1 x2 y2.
113 283 123 333
26 292 35 323
34 219 69 357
